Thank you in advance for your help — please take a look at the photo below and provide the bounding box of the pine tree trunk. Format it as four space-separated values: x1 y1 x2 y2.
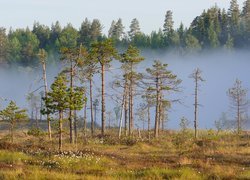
10 123 14 143
40 98 42 121
89 78 94 136
160 87 165 132
31 108 34 121
162 108 165 131
59 111 63 152
74 110 77 145
143 120 145 131
130 83 134 135
83 103 87 137
154 77 160 138
158 91 162 135
124 79 128 136
194 75 198 139
118 90 125 139
147 106 151 140
237 94 240 134
69 61 75 144
35 107 39 129
41 58 52 140
101 64 106 136
128 78 134 136
94 105 97 130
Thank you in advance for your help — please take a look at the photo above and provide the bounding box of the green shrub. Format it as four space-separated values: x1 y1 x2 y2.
121 137 138 146
27 127 45 137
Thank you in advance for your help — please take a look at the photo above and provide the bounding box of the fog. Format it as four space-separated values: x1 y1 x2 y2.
0 64 61 109
140 50 250 129
0 50 249 130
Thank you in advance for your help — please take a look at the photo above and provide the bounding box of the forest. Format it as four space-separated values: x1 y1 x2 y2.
0 0 250 66
0 0 250 179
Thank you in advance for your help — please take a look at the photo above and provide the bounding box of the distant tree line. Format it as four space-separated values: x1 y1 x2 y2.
0 0 250 66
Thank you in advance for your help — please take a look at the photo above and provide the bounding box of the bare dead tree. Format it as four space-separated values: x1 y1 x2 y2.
227 79 248 134
110 75 127 138
189 68 205 139
38 49 52 140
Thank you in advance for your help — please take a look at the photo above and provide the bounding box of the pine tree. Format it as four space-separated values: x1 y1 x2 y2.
8 28 40 65
0 101 28 142
177 23 185 48
120 45 144 135
0 28 8 63
242 0 250 43
59 23 79 49
128 18 141 40
150 29 164 49
228 0 240 35
43 75 69 151
7 36 21 63
108 19 125 41
145 60 181 138
60 45 87 144
208 23 220 48
50 21 62 52
185 34 201 52
90 19 103 42
114 18 125 40
79 47 98 136
50 21 62 43
224 34 234 49
89 39 118 136
32 22 50 49
108 20 116 38
163 10 175 47
42 74 84 150
163 10 174 35
220 8 229 43
79 18 92 47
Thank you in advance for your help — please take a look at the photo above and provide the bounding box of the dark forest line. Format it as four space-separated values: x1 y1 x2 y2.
0 0 250 66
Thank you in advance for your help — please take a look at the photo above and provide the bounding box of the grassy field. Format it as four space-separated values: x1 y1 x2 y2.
0 129 250 180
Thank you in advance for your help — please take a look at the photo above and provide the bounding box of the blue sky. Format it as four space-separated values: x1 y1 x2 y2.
0 0 246 34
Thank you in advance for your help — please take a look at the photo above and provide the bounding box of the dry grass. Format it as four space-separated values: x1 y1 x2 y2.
0 129 250 179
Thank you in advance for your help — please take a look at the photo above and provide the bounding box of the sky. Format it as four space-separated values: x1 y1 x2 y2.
0 0 246 34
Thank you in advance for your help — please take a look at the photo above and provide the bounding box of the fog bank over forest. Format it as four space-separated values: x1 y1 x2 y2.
0 50 249 130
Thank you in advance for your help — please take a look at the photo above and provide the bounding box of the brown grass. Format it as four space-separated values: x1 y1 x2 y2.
0 129 249 179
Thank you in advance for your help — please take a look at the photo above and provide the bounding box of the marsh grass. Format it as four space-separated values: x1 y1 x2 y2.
0 129 249 179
